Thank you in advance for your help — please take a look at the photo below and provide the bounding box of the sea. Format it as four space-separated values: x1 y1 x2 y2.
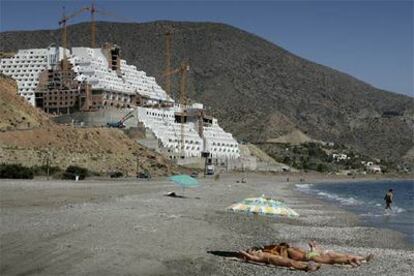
296 179 414 243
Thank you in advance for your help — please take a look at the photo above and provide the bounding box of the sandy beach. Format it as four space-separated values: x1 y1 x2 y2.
1 174 413 275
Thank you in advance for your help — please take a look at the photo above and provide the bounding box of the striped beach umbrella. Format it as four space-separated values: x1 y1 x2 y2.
227 196 299 217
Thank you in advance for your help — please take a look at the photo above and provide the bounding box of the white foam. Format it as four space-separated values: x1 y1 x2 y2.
295 184 313 190
391 206 406 213
296 184 407 212
316 191 361 206
360 212 383 217
360 205 406 217
370 201 406 213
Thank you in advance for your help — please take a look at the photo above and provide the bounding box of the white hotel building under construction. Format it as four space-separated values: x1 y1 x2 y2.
0 45 240 161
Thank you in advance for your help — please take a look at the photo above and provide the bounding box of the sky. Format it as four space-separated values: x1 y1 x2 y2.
0 0 413 96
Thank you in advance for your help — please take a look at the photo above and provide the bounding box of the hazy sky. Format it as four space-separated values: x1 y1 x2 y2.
1 0 413 96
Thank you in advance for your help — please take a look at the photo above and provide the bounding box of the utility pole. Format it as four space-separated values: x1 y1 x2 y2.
44 149 53 180
204 156 208 177
46 152 50 180
201 151 209 177
136 152 140 176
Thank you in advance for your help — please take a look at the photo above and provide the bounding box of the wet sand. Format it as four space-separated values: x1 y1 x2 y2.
1 174 413 275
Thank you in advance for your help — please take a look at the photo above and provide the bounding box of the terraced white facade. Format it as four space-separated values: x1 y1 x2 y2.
138 105 240 159
0 47 68 105
0 46 172 105
69 47 172 104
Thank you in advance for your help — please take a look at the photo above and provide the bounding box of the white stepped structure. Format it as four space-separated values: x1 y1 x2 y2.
138 106 240 160
0 47 68 105
0 46 172 105
69 47 173 104
0 46 239 160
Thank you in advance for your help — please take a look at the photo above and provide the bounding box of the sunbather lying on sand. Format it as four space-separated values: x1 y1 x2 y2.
211 241 372 272
239 249 321 272
261 241 373 267
307 240 373 266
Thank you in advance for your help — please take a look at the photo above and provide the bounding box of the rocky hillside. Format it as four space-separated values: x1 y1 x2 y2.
0 126 179 176
0 74 51 130
0 77 180 176
1 21 413 161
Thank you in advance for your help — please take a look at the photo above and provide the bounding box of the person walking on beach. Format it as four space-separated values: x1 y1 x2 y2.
384 189 393 210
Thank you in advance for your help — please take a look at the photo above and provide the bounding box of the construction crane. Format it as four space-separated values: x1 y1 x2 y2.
58 2 134 88
90 3 135 48
164 30 173 97
179 62 190 157
162 28 195 157
90 0 96 48
163 62 189 102
161 26 206 163
59 6 91 73
59 1 132 52
198 109 204 138
106 110 135 128
164 62 190 157
58 2 99 51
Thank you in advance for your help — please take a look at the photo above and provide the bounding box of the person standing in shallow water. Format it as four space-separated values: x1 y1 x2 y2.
384 189 393 210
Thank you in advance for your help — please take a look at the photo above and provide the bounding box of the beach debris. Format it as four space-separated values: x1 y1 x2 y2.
227 196 299 217
164 191 185 198
236 177 247 183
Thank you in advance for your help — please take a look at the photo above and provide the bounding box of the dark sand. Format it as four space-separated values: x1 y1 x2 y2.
1 174 413 275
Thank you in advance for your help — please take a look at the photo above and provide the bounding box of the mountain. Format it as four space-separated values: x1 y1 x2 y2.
1 21 413 162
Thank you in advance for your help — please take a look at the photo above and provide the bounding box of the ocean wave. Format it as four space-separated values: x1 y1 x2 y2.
369 201 406 213
296 184 361 205
391 206 406 213
295 184 313 190
360 212 383 217
360 206 406 217
296 183 407 212
316 191 362 206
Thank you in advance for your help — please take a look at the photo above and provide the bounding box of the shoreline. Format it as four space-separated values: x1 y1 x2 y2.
286 180 413 250
293 177 414 245
304 177 414 185
1 175 413 275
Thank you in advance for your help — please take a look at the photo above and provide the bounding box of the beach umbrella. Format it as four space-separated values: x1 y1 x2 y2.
169 174 200 192
227 196 299 217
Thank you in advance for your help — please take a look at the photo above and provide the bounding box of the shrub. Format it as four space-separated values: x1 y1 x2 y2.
282 156 291 164
31 165 62 176
110 171 123 178
62 165 89 180
0 163 34 179
316 163 328 172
